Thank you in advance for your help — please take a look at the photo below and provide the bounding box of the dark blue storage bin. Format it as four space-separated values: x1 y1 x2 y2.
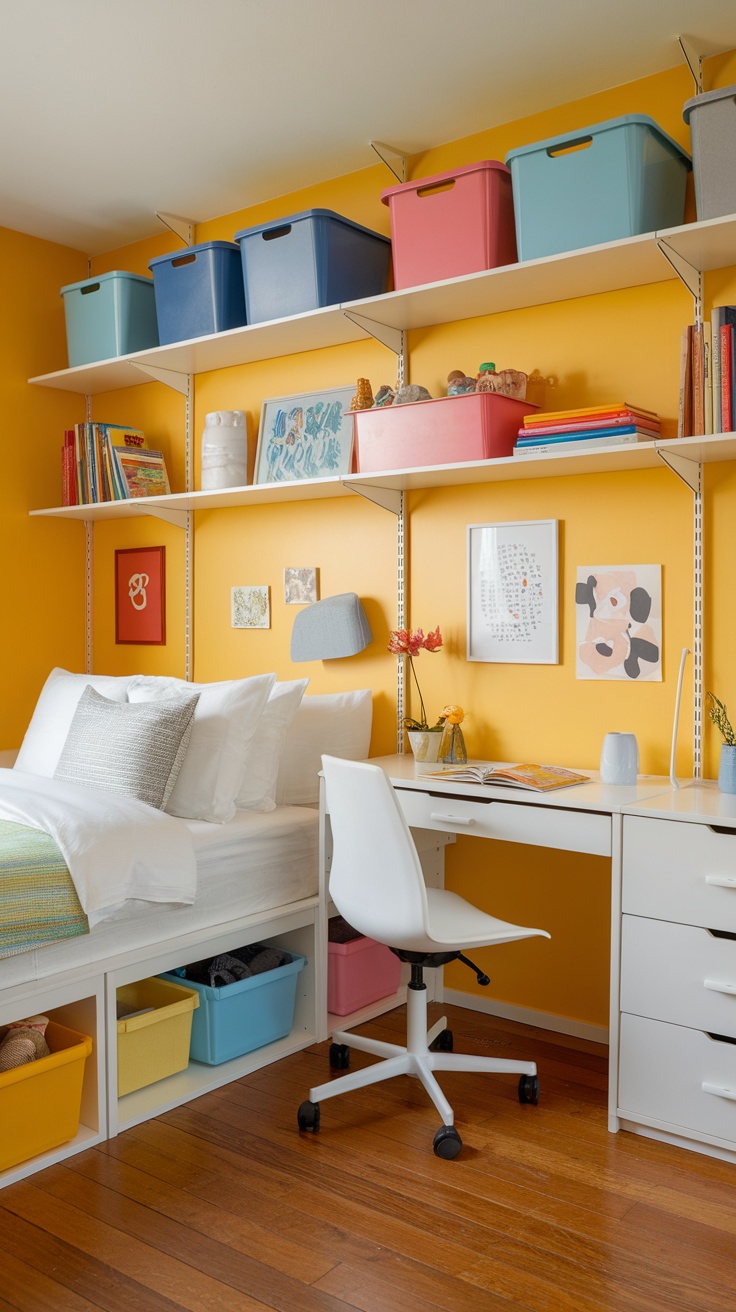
234 209 391 324
148 241 247 345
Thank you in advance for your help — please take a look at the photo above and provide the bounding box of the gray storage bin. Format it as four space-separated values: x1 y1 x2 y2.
683 84 736 221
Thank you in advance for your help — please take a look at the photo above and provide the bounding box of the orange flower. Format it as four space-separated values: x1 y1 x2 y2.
388 625 443 731
441 704 464 724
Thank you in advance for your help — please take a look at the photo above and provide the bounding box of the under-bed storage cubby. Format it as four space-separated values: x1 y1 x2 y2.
0 973 105 1186
107 900 320 1136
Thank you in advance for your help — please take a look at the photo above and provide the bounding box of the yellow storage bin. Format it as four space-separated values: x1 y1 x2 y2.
116 976 198 1097
0 1020 93 1172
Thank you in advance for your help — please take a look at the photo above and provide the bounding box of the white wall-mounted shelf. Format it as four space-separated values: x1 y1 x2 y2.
28 214 736 397
29 433 736 523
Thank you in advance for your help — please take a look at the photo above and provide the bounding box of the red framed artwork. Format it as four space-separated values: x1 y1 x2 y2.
115 546 166 645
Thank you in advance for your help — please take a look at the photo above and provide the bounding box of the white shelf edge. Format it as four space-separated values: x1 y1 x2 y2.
28 214 736 397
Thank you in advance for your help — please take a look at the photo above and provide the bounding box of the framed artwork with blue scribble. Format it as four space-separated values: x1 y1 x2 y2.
255 385 355 483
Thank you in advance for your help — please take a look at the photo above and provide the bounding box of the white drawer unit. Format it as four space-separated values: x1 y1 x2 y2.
395 786 611 856
622 815 736 931
619 1013 736 1148
619 812 736 1157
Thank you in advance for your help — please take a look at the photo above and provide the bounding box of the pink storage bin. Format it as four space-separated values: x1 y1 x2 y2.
353 392 537 473
328 935 402 1015
381 161 517 289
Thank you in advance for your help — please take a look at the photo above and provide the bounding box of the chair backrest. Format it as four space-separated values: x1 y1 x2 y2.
321 755 430 948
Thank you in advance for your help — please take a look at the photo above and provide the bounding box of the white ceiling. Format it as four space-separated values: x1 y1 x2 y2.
1 0 734 255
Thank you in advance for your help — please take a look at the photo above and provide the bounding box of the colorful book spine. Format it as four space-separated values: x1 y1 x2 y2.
722 323 733 433
522 402 658 426
516 424 650 448
711 307 724 433
518 414 659 438
61 429 77 506
514 431 643 456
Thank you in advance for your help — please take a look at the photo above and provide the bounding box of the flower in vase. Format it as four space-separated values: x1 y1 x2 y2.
388 626 443 731
441 704 464 725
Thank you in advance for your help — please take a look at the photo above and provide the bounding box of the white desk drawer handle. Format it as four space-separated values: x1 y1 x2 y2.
704 979 736 995
429 811 476 827
705 875 736 888
702 1081 736 1102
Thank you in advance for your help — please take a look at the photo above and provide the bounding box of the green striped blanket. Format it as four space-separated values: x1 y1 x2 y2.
0 819 89 959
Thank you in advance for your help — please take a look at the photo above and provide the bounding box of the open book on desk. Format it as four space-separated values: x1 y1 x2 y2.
426 763 590 792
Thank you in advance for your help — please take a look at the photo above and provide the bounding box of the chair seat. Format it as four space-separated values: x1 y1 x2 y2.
414 888 549 953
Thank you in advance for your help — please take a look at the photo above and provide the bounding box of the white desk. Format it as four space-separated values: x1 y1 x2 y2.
331 759 736 1164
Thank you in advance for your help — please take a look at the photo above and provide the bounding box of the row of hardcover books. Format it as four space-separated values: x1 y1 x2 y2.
61 424 171 506
513 403 660 457
678 307 736 439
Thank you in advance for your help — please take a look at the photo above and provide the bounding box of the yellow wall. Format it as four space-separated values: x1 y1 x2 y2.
8 51 736 1028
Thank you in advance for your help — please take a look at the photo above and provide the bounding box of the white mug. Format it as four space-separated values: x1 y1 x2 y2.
600 732 639 786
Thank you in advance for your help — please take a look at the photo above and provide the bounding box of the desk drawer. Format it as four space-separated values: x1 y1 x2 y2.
619 1012 736 1146
623 815 736 931
396 787 610 856
621 914 736 1038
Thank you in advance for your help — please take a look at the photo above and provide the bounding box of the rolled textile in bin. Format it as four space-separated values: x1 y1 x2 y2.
0 1020 93 1171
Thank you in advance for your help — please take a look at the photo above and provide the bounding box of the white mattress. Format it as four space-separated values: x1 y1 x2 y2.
0 804 319 991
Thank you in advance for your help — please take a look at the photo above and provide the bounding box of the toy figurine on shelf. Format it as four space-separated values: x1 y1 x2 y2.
447 369 476 395
476 361 528 400
350 378 374 410
394 383 432 404
374 383 395 406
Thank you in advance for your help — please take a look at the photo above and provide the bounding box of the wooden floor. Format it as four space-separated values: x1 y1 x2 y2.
2 1005 736 1311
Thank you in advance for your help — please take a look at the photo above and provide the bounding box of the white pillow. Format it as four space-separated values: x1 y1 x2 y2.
236 678 309 812
128 672 276 823
55 685 200 810
14 667 135 778
275 689 372 806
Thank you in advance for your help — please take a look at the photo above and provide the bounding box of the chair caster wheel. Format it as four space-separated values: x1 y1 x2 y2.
518 1074 539 1105
329 1042 350 1070
297 1100 320 1132
433 1125 462 1159
431 1028 453 1052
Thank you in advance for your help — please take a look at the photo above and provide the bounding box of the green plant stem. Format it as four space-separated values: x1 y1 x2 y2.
407 655 427 730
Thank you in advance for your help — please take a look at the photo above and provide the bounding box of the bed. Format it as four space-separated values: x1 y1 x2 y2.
0 668 372 1184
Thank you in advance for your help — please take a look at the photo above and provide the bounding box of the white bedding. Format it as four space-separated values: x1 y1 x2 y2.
0 803 319 991
0 768 196 925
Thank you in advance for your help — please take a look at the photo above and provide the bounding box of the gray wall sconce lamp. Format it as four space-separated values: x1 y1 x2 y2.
291 592 372 661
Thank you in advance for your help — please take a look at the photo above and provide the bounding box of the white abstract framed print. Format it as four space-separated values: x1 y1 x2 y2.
467 519 559 664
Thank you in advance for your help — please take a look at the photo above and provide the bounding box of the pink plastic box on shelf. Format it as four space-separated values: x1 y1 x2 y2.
328 932 402 1016
353 392 537 474
381 161 517 290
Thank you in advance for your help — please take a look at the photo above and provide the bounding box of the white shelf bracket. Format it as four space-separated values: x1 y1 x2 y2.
656 447 701 493
342 310 405 357
370 140 407 184
129 361 190 394
656 238 703 321
678 35 704 96
140 505 190 529
341 480 403 515
156 212 197 246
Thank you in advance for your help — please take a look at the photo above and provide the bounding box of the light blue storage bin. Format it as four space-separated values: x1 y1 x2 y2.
60 270 159 366
234 209 391 324
505 115 691 261
160 952 306 1065
148 241 247 345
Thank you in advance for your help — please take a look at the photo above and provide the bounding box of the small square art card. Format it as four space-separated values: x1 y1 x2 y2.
231 585 270 629
575 565 662 681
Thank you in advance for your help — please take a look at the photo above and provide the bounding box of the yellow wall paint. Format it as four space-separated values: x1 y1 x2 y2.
9 52 736 1027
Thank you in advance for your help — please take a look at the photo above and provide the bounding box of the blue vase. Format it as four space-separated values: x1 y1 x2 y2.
718 744 736 794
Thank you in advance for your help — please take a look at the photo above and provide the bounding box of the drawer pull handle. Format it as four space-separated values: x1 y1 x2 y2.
429 811 476 827
704 979 736 996
705 875 736 889
702 1081 736 1102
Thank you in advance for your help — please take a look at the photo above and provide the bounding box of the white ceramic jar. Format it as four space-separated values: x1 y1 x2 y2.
200 410 248 490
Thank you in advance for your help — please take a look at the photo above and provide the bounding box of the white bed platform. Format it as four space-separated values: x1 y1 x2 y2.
0 805 326 1188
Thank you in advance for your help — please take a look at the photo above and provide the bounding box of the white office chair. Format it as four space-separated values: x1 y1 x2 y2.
298 755 551 1158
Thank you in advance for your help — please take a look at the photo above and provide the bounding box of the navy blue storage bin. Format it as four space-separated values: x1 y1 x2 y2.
234 209 391 324
148 241 247 345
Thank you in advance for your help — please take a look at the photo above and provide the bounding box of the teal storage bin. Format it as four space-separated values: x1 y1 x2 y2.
160 952 306 1065
235 209 391 324
60 270 159 366
505 115 691 261
148 241 247 345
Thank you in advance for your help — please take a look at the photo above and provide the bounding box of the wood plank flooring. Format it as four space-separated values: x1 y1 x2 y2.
2 1005 736 1311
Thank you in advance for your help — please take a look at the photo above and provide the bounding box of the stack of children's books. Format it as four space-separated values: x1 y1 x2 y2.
62 423 171 506
513 403 660 456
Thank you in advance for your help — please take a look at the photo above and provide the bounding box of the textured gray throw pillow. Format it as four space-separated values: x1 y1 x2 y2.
54 685 200 810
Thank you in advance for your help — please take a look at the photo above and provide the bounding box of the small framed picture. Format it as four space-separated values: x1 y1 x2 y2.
231 585 270 629
115 546 165 645
467 520 559 664
284 567 319 605
255 385 355 483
